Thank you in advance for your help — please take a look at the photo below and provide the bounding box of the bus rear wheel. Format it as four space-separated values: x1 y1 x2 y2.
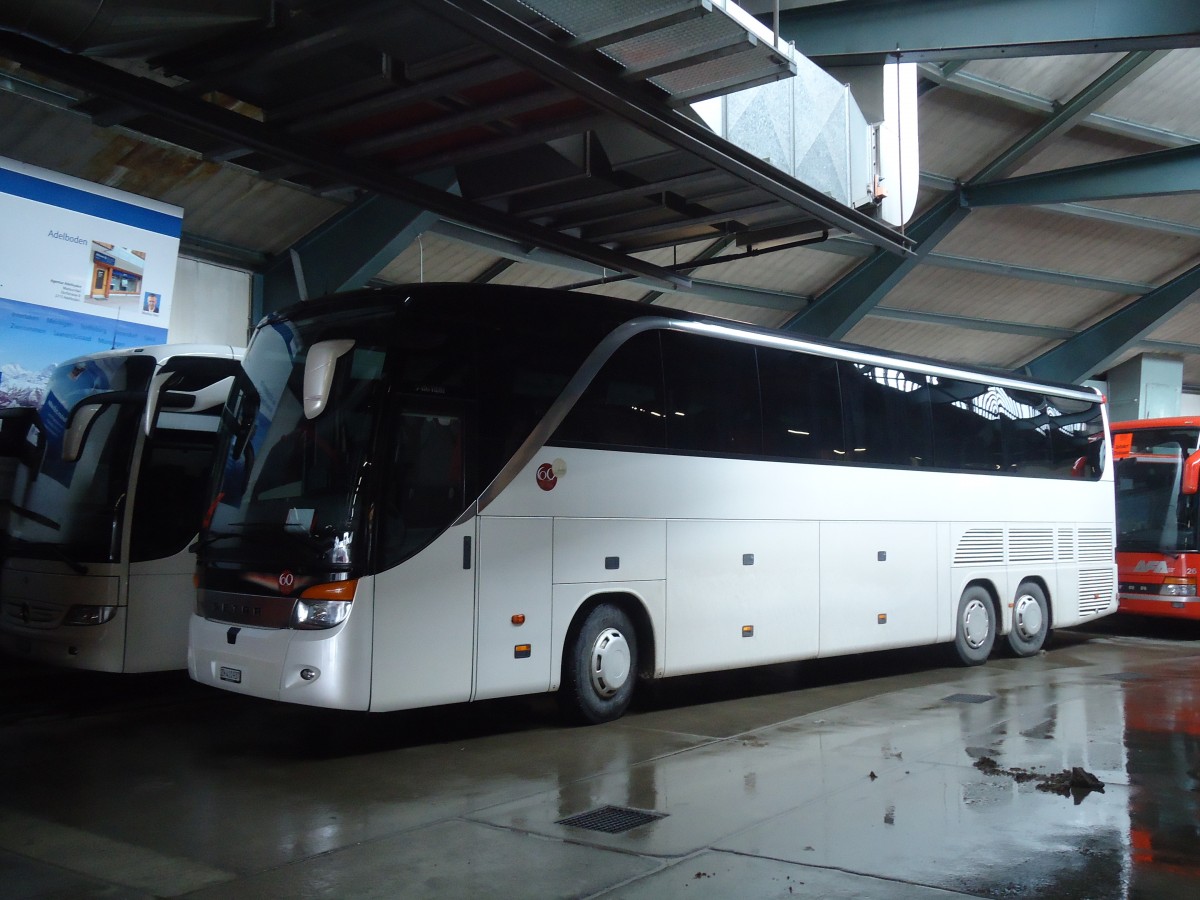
560 603 638 725
1005 582 1049 657
953 586 994 666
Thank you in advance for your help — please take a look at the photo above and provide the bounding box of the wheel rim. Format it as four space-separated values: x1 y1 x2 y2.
588 627 631 698
1013 593 1044 640
962 598 990 649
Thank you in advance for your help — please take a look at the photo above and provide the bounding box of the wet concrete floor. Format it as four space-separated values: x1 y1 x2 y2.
2 616 1198 899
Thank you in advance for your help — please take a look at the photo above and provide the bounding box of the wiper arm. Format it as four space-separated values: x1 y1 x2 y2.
51 546 88 576
3 501 61 531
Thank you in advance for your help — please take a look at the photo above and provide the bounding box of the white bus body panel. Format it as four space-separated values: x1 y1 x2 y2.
369 521 476 711
817 521 940 657
474 517 552 701
664 519 819 676
0 561 124 671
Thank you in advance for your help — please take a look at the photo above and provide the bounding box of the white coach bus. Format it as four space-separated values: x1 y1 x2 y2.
189 285 1116 722
0 344 242 672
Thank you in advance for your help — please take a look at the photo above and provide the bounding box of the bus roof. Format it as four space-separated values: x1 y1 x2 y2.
56 343 244 369
1111 417 1200 431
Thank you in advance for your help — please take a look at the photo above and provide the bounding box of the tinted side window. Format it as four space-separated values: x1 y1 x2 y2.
553 331 665 450
662 332 761 456
1047 396 1105 479
839 362 933 466
929 378 1003 471
759 348 844 460
130 428 218 561
996 388 1053 475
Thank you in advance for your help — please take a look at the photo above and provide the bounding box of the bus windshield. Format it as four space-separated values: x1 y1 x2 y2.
7 354 154 563
1115 427 1200 554
201 290 640 581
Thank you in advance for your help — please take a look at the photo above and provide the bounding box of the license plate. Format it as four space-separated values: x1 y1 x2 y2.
219 666 242 684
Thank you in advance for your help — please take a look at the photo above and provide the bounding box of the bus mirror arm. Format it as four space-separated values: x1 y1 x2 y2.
1181 450 1200 495
63 391 142 462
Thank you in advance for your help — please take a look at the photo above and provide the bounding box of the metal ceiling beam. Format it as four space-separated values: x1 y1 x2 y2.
963 143 1200 208
428 220 804 309
409 0 913 257
780 194 967 338
974 51 1166 182
776 0 1200 66
0 31 690 289
259 176 453 315
870 306 1075 341
918 64 1200 149
1025 261 1200 383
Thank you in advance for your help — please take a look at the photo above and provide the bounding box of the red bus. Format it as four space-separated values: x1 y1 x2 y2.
1112 417 1200 620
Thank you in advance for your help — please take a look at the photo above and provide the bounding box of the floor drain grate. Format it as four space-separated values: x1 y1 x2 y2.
556 805 666 834
943 693 996 704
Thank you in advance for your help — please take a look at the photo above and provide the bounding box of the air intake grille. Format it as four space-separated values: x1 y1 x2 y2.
1057 528 1075 561
1008 529 1054 563
954 529 1004 566
556 806 666 834
1079 569 1115 615
1077 528 1113 562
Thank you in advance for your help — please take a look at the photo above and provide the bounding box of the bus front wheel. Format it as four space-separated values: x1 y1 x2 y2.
953 586 995 666
1005 582 1049 657
560 603 638 725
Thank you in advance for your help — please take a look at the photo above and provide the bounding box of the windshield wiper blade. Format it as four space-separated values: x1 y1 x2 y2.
3 501 61 531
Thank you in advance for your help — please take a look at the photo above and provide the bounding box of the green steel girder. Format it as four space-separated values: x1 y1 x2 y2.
257 173 455 317
775 0 1200 66
962 143 1200 208
1025 261 1200 383
781 194 967 339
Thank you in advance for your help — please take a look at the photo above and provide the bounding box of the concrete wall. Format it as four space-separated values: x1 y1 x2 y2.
166 257 252 348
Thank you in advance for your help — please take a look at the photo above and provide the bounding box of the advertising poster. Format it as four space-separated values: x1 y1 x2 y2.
0 156 182 409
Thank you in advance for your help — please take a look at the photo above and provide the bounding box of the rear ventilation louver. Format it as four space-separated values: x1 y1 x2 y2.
1077 528 1113 562
1078 569 1115 615
954 529 1004 566
1008 529 1054 564
1057 528 1075 561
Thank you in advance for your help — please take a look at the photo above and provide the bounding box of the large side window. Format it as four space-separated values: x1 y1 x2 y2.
839 362 933 467
552 331 665 450
662 332 761 456
758 347 844 460
929 378 1003 471
1046 395 1105 479
996 388 1053 475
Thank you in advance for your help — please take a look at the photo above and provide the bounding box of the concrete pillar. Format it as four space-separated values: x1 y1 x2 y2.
1106 353 1182 422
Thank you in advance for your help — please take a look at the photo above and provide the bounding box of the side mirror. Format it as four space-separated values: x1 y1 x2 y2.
1182 449 1200 495
303 339 354 420
62 403 104 463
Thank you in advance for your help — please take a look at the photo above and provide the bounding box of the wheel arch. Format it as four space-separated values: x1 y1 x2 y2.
562 590 657 681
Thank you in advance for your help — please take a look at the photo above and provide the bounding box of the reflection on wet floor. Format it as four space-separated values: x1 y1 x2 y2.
1 619 1199 899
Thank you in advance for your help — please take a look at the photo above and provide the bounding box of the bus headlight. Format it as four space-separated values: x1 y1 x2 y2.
1161 577 1197 597
63 605 117 626
291 579 357 630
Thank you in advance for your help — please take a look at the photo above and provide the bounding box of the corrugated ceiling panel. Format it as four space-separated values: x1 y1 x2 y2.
1009 126 1163 177
845 317 1054 372
0 91 344 256
1080 194 1200 229
700 244 861 295
884 264 1129 331
918 89 1042 180
376 231 503 284
936 206 1200 285
1093 48 1200 139
964 53 1125 103
1145 300 1200 343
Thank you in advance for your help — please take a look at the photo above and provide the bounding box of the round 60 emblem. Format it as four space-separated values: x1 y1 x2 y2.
279 570 296 593
536 462 557 491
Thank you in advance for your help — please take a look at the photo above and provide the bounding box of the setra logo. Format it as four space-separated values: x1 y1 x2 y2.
536 462 557 491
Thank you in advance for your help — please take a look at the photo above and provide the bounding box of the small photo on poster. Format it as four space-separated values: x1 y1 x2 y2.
143 291 161 314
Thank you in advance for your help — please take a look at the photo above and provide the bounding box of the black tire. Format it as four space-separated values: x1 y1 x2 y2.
559 603 638 725
953 586 995 666
1005 582 1049 657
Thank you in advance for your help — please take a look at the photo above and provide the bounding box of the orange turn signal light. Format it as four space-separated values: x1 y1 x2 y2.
300 579 358 601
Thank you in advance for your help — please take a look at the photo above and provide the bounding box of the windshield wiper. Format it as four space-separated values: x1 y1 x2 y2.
3 502 61 531
51 546 89 575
